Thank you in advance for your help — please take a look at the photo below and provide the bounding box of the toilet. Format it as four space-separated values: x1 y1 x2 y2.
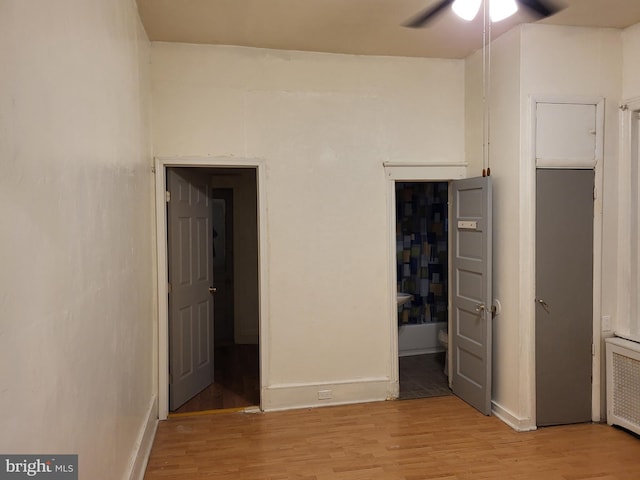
438 328 449 376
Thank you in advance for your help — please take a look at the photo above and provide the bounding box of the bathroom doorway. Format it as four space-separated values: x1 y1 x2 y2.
395 181 451 399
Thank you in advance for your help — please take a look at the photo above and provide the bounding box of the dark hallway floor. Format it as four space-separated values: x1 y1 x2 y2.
173 343 259 414
174 348 449 413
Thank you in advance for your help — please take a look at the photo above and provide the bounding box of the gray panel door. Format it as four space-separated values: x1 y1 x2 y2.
167 168 215 411
536 169 593 426
451 176 492 415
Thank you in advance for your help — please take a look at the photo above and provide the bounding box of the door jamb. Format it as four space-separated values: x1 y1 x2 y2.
617 97 640 343
383 163 467 397
154 156 268 420
528 96 604 425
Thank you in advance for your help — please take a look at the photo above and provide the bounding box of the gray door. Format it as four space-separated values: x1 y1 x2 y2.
167 168 215 411
535 169 593 426
451 176 492 415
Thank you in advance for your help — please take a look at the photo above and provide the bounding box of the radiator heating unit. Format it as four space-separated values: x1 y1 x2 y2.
606 336 640 435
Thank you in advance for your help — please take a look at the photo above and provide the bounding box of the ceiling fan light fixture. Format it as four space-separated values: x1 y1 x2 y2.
490 0 518 22
452 0 482 21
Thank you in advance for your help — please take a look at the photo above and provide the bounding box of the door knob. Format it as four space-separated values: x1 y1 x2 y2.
209 286 217 294
475 303 486 313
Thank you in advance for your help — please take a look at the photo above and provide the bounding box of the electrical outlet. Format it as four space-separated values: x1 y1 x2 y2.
317 389 332 400
602 315 612 332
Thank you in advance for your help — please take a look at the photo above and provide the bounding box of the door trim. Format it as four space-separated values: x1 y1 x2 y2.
384 164 467 397
617 96 640 343
154 156 268 420
528 96 604 425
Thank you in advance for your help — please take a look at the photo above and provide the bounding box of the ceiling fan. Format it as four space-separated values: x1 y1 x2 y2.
403 0 563 177
405 0 563 28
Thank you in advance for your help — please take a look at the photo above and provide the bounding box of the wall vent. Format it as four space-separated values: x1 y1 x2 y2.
606 337 640 435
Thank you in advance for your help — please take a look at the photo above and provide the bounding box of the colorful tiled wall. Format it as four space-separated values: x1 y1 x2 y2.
396 182 448 325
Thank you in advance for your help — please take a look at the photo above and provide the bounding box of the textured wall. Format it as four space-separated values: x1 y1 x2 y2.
151 42 465 408
622 23 640 100
0 1 155 478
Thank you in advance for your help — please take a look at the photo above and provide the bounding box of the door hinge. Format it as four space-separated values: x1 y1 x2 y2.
593 185 597 200
168 282 172 294
165 190 171 202
592 343 596 356
168 372 172 384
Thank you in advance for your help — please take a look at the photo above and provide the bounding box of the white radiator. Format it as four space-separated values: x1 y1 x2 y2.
606 336 640 435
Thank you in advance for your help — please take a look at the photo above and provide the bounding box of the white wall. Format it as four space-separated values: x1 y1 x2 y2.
466 27 527 427
520 24 622 424
618 22 640 340
0 1 155 479
151 43 465 409
464 45 484 176
466 24 623 429
622 23 640 100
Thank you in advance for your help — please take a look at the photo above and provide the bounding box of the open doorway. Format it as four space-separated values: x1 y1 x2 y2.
164 166 260 414
387 167 493 415
395 181 451 400
394 176 493 414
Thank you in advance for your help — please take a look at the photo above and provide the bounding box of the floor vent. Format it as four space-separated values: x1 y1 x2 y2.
606 337 640 435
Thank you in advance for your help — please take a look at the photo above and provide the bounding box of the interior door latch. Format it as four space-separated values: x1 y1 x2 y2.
476 303 498 315
536 298 550 313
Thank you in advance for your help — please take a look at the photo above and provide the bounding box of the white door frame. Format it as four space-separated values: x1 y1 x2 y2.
383 162 467 396
154 156 268 420
527 96 605 425
617 96 640 342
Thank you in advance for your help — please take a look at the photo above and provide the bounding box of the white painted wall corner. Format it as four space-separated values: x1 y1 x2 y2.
491 401 537 432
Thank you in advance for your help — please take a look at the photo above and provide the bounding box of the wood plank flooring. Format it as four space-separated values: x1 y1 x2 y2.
144 396 640 480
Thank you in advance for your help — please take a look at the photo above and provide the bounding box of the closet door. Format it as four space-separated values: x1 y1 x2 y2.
535 169 593 426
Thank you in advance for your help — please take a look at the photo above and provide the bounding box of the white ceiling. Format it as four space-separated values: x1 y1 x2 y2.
136 0 640 59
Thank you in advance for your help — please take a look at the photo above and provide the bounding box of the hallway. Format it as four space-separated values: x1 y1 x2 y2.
173 344 259 414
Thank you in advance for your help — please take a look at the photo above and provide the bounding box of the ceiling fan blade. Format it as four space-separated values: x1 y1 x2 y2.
518 0 563 19
404 0 455 28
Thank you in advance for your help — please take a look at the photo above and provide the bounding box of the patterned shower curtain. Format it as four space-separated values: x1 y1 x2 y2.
396 182 448 325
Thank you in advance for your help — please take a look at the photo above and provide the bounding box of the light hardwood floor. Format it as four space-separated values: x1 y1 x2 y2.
144 396 640 479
